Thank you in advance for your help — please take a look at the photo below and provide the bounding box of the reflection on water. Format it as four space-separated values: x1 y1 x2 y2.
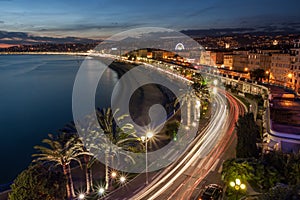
0 55 118 184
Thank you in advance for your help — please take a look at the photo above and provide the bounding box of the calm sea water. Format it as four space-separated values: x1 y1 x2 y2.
0 55 118 184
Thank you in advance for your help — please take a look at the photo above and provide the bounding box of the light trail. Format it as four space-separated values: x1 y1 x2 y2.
130 90 246 200
132 91 229 200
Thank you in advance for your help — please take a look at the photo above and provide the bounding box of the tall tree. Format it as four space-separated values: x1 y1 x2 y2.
59 123 94 193
96 107 137 189
236 113 260 158
32 134 88 199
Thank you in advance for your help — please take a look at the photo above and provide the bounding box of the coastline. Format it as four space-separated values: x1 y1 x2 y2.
0 54 175 194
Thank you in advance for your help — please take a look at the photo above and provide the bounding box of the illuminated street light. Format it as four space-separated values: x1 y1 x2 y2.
111 171 117 178
78 193 85 200
98 187 105 195
288 73 293 79
229 178 246 200
120 176 126 184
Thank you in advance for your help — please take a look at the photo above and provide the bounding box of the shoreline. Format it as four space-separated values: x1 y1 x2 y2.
0 55 176 191
0 52 90 56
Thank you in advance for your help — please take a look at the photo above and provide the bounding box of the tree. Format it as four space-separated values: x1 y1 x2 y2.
59 123 94 193
250 68 266 82
236 113 260 158
221 159 254 184
96 107 137 189
32 134 87 200
9 163 66 200
175 89 195 126
261 184 300 200
287 152 300 186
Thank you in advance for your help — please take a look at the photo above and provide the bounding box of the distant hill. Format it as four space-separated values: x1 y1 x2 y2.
0 30 100 46
181 25 300 37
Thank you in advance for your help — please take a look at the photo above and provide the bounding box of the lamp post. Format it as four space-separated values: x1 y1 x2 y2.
265 70 270 83
229 178 246 200
287 73 295 90
141 131 153 185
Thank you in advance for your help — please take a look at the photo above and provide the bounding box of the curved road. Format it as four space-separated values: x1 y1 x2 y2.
127 90 246 200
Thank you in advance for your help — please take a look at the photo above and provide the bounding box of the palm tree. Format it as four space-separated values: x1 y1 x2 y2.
175 88 196 127
32 134 88 200
191 74 210 106
96 107 137 189
60 123 94 193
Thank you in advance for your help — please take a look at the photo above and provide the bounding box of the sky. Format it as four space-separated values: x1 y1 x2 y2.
0 0 300 39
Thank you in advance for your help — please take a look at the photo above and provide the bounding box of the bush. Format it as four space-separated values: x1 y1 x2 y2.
9 163 66 200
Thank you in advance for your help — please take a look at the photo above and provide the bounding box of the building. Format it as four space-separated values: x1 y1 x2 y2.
290 40 300 94
223 54 233 69
232 51 249 71
270 53 291 87
210 51 224 66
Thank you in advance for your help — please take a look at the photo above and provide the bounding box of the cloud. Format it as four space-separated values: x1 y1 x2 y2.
0 20 4 24
187 6 217 18
36 22 145 32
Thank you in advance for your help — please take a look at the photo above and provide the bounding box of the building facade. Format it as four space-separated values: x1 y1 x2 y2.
270 53 291 87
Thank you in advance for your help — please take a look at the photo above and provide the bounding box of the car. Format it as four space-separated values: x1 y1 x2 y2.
198 184 223 200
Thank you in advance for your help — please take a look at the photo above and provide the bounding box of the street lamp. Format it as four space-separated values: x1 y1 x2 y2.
111 171 117 179
229 178 246 200
119 176 126 184
98 187 105 196
265 71 270 83
78 193 85 200
141 131 154 185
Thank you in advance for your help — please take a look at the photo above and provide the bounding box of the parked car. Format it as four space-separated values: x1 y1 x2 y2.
198 184 223 200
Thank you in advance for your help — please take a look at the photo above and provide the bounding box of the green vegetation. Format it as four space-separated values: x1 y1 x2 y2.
236 113 260 158
222 112 300 199
9 163 66 200
32 133 88 199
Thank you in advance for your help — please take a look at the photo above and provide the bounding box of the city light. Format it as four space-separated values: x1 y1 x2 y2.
229 178 247 200
98 187 105 195
111 171 117 178
146 131 154 139
78 193 85 200
288 73 293 79
230 181 235 187
120 176 126 184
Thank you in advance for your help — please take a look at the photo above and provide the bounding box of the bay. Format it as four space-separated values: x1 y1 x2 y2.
0 54 118 184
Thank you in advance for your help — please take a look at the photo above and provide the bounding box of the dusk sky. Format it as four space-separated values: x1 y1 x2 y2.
1 0 300 39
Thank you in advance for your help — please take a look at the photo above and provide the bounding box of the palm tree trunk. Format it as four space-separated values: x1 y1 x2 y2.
187 99 191 126
84 155 92 193
105 151 109 190
67 164 75 198
89 167 93 189
62 164 73 200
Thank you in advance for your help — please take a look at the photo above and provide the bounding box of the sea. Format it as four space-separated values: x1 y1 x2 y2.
0 54 119 185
